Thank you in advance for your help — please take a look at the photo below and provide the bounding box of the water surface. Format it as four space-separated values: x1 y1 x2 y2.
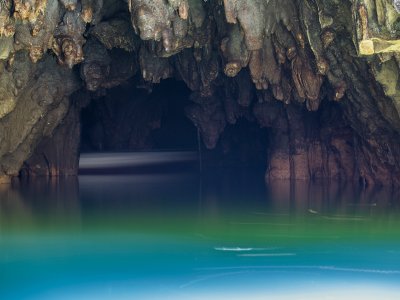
1 155 400 299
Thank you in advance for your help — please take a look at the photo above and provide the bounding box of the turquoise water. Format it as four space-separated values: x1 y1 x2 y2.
1 168 400 299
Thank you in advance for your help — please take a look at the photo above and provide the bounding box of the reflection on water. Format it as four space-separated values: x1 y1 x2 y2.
1 161 400 299
0 177 81 231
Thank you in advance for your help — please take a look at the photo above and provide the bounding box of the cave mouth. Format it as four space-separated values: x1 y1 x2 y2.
79 78 269 173
1 0 399 188
80 79 198 153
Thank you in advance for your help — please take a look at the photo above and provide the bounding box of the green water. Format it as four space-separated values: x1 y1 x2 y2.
1 169 400 299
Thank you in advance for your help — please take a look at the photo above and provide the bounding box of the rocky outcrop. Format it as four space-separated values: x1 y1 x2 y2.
0 0 399 187
0 52 80 183
257 101 357 182
20 91 85 177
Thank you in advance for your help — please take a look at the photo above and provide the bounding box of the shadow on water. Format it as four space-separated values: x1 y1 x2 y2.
1 152 400 299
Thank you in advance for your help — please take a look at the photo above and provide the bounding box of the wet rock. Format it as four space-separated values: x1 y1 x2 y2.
90 17 138 52
186 93 226 149
22 91 84 177
265 102 356 182
52 8 86 68
0 52 80 180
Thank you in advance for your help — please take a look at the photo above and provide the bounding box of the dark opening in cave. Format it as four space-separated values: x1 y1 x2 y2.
81 79 197 152
79 78 269 171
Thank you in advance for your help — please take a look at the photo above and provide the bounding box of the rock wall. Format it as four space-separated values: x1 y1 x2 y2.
0 0 399 186
0 52 80 183
20 91 84 177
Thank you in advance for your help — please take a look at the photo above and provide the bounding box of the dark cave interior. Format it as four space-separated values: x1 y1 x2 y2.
80 78 270 169
76 72 360 178
80 79 198 152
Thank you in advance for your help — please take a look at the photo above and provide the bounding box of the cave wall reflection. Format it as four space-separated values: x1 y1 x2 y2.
1 172 399 232
0 178 81 232
267 180 399 214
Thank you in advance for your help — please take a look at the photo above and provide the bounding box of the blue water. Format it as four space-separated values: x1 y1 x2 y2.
1 156 400 299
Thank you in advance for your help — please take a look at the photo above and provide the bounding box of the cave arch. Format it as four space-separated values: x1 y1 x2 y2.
80 79 198 152
0 0 399 186
78 77 271 171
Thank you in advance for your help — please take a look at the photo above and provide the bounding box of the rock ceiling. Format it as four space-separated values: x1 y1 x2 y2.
0 0 400 186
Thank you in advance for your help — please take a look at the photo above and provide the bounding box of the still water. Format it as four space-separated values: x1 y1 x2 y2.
1 153 400 299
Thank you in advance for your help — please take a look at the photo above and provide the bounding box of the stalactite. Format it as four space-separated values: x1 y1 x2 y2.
0 0 399 186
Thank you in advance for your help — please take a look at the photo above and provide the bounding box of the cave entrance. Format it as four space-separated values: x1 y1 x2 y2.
79 78 269 172
81 79 197 152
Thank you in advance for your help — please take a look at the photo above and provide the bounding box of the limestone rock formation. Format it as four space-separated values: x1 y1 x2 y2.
0 52 80 183
0 0 399 187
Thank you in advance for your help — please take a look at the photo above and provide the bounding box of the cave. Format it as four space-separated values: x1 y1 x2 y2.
79 78 270 170
80 79 197 152
1 1 400 298
0 0 399 186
